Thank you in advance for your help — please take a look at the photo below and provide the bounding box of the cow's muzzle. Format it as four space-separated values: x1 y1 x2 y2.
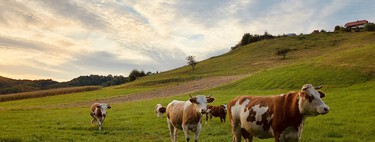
320 107 330 115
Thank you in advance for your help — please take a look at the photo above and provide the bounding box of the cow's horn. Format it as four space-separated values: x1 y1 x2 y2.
189 94 194 98
314 85 323 90
207 94 212 98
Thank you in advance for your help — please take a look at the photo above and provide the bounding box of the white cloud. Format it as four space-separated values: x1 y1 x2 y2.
0 0 374 81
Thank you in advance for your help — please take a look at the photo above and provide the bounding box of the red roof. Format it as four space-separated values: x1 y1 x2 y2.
345 20 368 27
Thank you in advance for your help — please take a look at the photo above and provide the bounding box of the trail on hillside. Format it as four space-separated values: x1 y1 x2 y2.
51 75 248 109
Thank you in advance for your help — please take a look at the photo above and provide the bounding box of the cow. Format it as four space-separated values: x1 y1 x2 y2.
90 103 111 131
155 103 166 117
166 94 215 142
228 84 329 142
205 104 227 123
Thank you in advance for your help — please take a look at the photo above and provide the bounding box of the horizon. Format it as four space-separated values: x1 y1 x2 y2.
1 0 374 81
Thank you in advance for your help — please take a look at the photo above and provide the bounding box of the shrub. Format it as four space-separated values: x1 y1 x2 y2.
364 23 375 31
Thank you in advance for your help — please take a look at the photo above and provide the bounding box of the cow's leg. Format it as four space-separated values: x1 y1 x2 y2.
182 123 190 142
90 112 96 125
91 118 96 125
231 120 242 142
173 127 178 142
97 118 103 131
205 114 208 123
193 123 202 142
274 132 281 142
242 131 253 142
167 119 175 142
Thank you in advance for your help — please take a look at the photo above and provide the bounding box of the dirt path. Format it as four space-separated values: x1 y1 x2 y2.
54 75 248 108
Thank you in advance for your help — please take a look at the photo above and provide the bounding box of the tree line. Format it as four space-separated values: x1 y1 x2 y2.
0 69 156 95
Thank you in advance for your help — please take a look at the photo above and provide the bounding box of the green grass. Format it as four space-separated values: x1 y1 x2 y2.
1 32 375 141
1 80 374 141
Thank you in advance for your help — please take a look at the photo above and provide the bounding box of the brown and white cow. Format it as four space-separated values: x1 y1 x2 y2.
90 103 111 131
206 104 227 123
166 94 215 142
228 84 329 142
155 103 166 118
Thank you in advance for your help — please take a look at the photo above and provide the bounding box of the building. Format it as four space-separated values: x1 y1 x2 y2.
344 20 369 29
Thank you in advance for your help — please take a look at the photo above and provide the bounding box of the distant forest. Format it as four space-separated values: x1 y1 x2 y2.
0 75 128 95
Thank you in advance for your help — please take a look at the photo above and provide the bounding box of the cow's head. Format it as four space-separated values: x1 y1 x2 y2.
97 103 111 116
189 94 215 114
298 84 329 116
221 104 228 113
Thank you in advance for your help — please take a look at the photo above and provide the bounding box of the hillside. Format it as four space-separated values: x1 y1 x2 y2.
130 32 375 88
1 32 375 142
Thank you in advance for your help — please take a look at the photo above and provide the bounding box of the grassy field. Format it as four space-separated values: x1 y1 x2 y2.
1 32 375 141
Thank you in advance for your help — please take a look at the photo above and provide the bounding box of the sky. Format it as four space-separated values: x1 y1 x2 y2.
0 0 374 81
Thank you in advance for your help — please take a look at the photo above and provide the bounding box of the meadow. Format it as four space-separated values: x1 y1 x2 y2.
1 32 375 141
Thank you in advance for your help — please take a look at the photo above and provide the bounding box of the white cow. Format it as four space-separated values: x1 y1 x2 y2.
166 94 215 142
90 103 111 130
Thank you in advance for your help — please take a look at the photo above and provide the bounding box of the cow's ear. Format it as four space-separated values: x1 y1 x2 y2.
299 92 307 99
107 104 111 109
96 105 101 108
318 91 326 98
190 98 197 103
314 85 323 90
207 97 215 103
160 107 166 113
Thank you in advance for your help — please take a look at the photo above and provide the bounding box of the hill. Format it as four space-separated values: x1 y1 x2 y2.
132 32 375 88
0 75 127 95
0 32 374 141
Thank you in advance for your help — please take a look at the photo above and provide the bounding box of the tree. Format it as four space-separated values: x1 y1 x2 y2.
334 25 341 32
340 26 351 32
276 48 294 60
128 69 143 81
364 23 375 31
240 33 251 46
186 55 197 70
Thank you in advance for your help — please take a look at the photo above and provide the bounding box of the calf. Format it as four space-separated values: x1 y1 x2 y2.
155 103 166 117
90 103 111 131
206 104 227 123
228 84 329 142
166 94 215 142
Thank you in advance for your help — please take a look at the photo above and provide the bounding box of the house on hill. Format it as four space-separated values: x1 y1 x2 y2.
344 20 368 29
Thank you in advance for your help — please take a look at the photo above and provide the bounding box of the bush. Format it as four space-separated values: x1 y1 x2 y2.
334 25 341 32
340 26 351 32
364 23 375 31
128 69 146 81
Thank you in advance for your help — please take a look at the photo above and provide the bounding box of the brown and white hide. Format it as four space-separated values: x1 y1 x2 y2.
90 103 111 131
228 84 329 142
166 94 215 142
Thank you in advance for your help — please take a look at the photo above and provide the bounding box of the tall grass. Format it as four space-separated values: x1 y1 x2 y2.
0 86 102 102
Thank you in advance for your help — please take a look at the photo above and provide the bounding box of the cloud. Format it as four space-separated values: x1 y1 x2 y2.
0 0 374 81
33 0 108 30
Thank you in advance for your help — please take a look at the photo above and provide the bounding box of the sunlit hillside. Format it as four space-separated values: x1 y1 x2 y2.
1 32 375 142
131 32 375 88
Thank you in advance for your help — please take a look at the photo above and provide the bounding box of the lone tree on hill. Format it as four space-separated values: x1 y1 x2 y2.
276 48 295 60
128 69 146 81
334 25 341 32
186 55 197 70
364 23 375 31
